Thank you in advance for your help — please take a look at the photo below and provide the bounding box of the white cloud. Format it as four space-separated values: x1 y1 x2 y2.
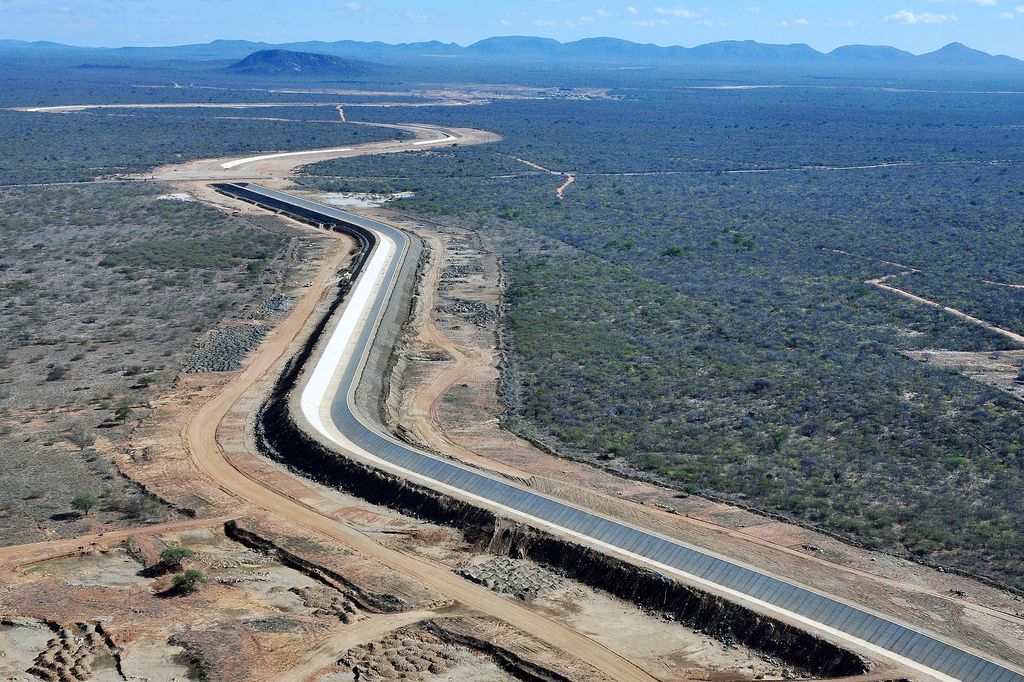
534 19 557 26
695 18 711 25
596 9 613 18
341 1 367 11
635 19 655 26
885 9 951 23
826 18 858 27
794 17 809 25
626 6 638 14
1017 4 1024 11
965 0 996 5
746 6 760 12
580 14 595 22
998 10 1015 17
654 6 700 19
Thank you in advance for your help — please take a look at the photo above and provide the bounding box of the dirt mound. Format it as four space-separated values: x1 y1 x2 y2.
27 622 120 682
290 585 362 624
458 556 562 601
338 629 461 680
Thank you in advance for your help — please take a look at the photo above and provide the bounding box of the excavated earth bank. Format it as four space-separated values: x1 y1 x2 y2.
245 211 871 679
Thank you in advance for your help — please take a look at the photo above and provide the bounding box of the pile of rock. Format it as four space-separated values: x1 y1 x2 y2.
182 323 270 373
247 295 294 320
27 623 111 682
458 557 562 601
440 264 471 282
338 630 460 680
290 586 361 624
437 298 496 327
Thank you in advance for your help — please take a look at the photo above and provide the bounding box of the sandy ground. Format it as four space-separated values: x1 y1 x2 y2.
903 349 1024 402
374 206 1024 673
144 123 500 184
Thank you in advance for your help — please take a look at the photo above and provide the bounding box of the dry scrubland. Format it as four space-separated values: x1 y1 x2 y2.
0 183 322 545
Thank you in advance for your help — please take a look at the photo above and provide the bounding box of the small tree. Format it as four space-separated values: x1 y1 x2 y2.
114 405 133 423
71 492 100 516
172 569 207 594
159 546 197 571
67 423 96 449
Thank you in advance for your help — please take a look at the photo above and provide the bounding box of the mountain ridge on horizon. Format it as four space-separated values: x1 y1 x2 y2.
1 35 1021 72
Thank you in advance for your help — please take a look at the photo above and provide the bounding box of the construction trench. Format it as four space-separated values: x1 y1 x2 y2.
215 183 874 679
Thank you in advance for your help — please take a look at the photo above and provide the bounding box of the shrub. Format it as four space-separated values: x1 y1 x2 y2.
159 546 197 571
71 491 100 515
172 569 207 595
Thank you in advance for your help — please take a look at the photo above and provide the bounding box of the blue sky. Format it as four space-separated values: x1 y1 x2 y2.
2 0 1023 58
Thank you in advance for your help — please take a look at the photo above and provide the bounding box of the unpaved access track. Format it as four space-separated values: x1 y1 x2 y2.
867 276 1024 346
146 123 651 681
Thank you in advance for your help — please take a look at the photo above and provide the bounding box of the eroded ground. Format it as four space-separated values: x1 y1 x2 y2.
0 512 798 682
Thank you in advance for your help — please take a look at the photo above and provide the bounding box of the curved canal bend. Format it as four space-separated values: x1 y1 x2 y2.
217 182 1024 682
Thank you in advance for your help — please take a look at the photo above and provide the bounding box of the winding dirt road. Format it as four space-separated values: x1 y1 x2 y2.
180 216 657 682
149 129 656 680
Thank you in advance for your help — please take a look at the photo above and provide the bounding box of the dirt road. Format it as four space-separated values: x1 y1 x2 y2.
149 122 499 183
181 224 657 682
0 516 234 568
867 276 1024 345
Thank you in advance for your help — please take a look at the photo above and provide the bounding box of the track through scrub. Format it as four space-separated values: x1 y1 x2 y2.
225 184 1024 682
180 201 656 682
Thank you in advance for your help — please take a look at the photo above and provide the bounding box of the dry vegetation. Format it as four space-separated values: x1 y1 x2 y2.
0 183 321 546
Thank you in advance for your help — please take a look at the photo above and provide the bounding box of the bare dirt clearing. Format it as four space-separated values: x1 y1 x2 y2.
903 349 1024 402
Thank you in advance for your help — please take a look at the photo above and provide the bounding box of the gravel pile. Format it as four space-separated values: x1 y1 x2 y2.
248 295 294 320
27 622 112 682
339 630 460 680
458 557 562 601
182 323 270 373
291 586 361 624
441 264 471 281
437 298 496 326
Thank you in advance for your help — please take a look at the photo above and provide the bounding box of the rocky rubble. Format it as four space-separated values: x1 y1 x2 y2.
338 630 461 680
27 622 115 682
436 298 496 327
247 295 294 320
182 323 271 373
290 586 362 624
458 557 562 601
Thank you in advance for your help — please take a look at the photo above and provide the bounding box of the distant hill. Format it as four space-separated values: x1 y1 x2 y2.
3 37 1022 73
226 49 381 77
828 45 915 64
916 42 1024 70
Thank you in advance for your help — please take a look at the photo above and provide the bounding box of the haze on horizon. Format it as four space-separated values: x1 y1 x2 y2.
2 0 1022 60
